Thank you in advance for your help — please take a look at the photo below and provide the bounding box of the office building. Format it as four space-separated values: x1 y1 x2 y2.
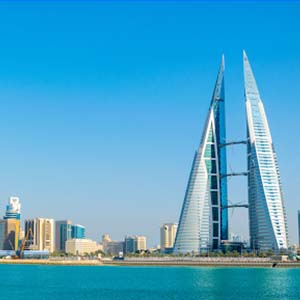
71 224 85 239
65 238 99 255
124 236 136 254
173 56 228 254
244 51 289 251
55 220 72 252
124 235 147 254
25 218 55 252
160 223 178 251
3 197 21 251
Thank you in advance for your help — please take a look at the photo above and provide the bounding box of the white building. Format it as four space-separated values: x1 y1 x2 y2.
244 51 289 251
160 223 178 251
65 238 100 255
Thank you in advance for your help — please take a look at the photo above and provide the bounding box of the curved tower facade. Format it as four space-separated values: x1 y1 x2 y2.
244 51 288 251
173 57 228 254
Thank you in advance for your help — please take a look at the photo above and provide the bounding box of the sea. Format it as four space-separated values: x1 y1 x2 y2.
0 265 299 300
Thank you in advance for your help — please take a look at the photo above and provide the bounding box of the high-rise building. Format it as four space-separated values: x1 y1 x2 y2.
244 51 289 251
55 220 72 252
173 56 227 254
25 218 55 252
3 197 21 251
71 224 85 239
160 223 178 251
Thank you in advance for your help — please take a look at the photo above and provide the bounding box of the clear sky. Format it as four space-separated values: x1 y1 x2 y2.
0 1 299 246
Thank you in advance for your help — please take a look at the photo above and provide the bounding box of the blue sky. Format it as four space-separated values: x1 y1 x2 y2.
0 1 299 246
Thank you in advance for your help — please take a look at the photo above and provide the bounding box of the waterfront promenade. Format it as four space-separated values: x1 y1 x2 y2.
1 257 300 268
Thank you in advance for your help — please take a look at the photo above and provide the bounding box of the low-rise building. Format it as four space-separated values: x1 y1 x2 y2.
103 240 124 256
65 238 99 255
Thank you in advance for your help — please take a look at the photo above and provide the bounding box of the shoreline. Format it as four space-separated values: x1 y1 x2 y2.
1 258 300 268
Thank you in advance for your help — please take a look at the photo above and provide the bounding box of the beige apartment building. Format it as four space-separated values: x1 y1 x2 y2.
24 218 54 252
136 236 147 251
160 223 178 251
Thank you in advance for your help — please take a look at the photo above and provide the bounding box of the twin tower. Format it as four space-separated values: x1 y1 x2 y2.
173 51 289 253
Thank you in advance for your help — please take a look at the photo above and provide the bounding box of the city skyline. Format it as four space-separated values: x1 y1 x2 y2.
0 2 299 246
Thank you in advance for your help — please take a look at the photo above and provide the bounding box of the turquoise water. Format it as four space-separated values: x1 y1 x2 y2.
0 265 300 300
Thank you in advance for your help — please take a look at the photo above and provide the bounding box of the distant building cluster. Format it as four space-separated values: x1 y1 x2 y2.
0 197 152 257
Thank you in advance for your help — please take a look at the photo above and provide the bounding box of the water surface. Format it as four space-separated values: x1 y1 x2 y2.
0 265 299 300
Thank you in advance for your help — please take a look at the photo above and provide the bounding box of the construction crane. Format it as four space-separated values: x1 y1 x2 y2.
15 228 33 259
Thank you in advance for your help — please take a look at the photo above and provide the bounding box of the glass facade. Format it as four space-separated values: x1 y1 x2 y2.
60 223 72 251
244 51 288 251
71 224 85 239
173 56 228 254
124 236 136 254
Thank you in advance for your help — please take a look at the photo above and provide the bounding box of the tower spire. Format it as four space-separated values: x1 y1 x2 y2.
243 50 260 99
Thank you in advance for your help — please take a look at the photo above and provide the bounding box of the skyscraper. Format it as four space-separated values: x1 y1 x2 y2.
244 51 288 251
173 56 228 254
3 197 21 251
